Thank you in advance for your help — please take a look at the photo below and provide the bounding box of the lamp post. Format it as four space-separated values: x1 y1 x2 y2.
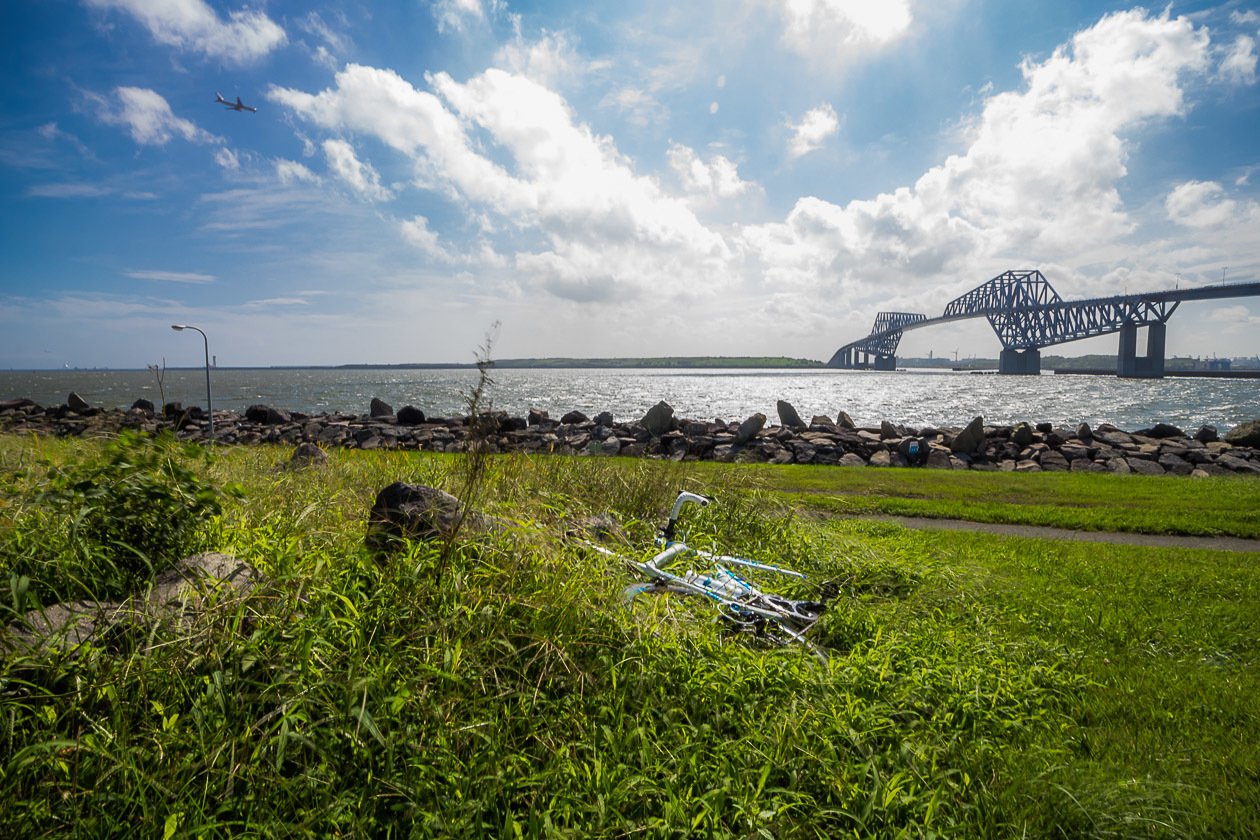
171 324 214 446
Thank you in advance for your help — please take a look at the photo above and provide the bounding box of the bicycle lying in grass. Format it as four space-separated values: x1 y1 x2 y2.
585 491 831 662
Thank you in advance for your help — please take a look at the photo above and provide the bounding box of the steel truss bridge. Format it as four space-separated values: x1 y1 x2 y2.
828 270 1260 377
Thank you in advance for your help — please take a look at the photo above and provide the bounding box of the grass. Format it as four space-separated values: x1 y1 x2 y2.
0 433 1257 838
742 464 1260 539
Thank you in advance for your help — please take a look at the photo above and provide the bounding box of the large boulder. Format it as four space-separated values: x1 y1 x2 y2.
1011 422 1034 446
1224 419 1260 448
4 553 260 656
950 416 985 454
366 482 505 551
67 392 91 413
397 405 426 425
131 398 156 415
776 400 806 429
287 442 328 469
639 401 675 437
837 411 857 430
245 404 271 423
733 413 766 445
370 397 394 418
560 410 589 424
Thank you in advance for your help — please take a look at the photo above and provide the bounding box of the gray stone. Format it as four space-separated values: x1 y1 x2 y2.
1224 419 1260 449
1076 422 1093 440
880 420 899 440
839 453 867 467
926 449 953 469
810 415 834 428
370 397 393 418
1011 422 1034 446
1038 450 1070 471
1145 422 1185 439
837 411 857 430
950 416 985 454
1194 425 1219 444
1217 453 1260 474
776 400 806 429
1106 458 1132 475
366 483 505 550
868 450 892 467
560 410 589 424
5 553 261 656
528 408 549 426
1126 458 1165 476
266 406 292 425
397 405 426 425
639 401 675 437
67 392 90 413
288 442 328 469
1014 460 1041 472
592 411 614 427
1158 453 1193 476
733 413 766 445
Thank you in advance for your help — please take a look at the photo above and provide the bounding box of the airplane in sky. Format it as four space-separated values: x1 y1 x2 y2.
214 93 256 112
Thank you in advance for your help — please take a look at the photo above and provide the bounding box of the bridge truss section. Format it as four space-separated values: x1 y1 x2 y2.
943 270 1180 350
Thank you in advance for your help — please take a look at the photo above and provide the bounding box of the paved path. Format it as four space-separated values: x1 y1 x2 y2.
826 514 1260 553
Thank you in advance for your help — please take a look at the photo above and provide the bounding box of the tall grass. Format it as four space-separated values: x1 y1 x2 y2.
0 434 1253 837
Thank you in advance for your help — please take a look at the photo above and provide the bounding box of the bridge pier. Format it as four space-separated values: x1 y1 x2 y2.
1118 322 1166 378
999 348 1041 375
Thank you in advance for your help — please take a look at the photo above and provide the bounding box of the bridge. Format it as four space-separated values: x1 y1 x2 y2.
828 270 1260 377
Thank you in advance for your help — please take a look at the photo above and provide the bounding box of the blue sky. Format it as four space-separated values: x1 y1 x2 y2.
2 0 1258 369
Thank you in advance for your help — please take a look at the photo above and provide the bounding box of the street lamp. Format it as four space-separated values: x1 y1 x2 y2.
171 324 214 446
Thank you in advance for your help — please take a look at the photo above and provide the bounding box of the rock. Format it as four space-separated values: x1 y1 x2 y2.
896 437 929 466
5 553 260 656
397 405 426 425
565 513 624 541
837 411 857 430
528 408 549 426
1015 460 1041 472
245 404 270 423
287 442 328 469
131 398 155 415
639 401 674 437
950 416 985 454
1194 425 1219 444
733 413 766 445
868 450 892 467
67 392 90 413
1076 422 1093 440
0 397 38 412
810 415 834 427
925 449 953 469
370 397 393 418
366 482 505 551
1224 419 1260 449
1217 453 1260 474
776 400 806 429
592 411 614 427
1158 453 1193 476
1145 422 1185 439
1126 458 1165 476
1035 422 1053 433
560 410 589 424
265 406 292 425
1011 422 1034 446
1038 450 1070 471
839 453 867 467
880 420 899 440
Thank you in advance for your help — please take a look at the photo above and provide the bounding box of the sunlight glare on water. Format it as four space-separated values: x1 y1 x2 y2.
2 367 1258 431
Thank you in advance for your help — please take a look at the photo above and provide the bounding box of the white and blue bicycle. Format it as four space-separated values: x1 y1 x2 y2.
586 491 829 660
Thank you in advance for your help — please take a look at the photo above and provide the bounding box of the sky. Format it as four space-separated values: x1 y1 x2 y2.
2 0 1259 369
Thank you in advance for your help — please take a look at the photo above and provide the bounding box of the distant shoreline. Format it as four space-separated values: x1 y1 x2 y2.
13 356 829 372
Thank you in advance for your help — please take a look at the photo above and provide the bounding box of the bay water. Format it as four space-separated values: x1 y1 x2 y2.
3 367 1258 433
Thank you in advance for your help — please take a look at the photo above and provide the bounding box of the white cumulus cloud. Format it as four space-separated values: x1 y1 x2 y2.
774 0 914 62
84 0 286 63
89 86 221 146
323 139 393 200
787 104 840 157
1166 181 1237 228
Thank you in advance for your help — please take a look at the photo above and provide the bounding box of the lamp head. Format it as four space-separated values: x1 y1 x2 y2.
171 325 186 331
